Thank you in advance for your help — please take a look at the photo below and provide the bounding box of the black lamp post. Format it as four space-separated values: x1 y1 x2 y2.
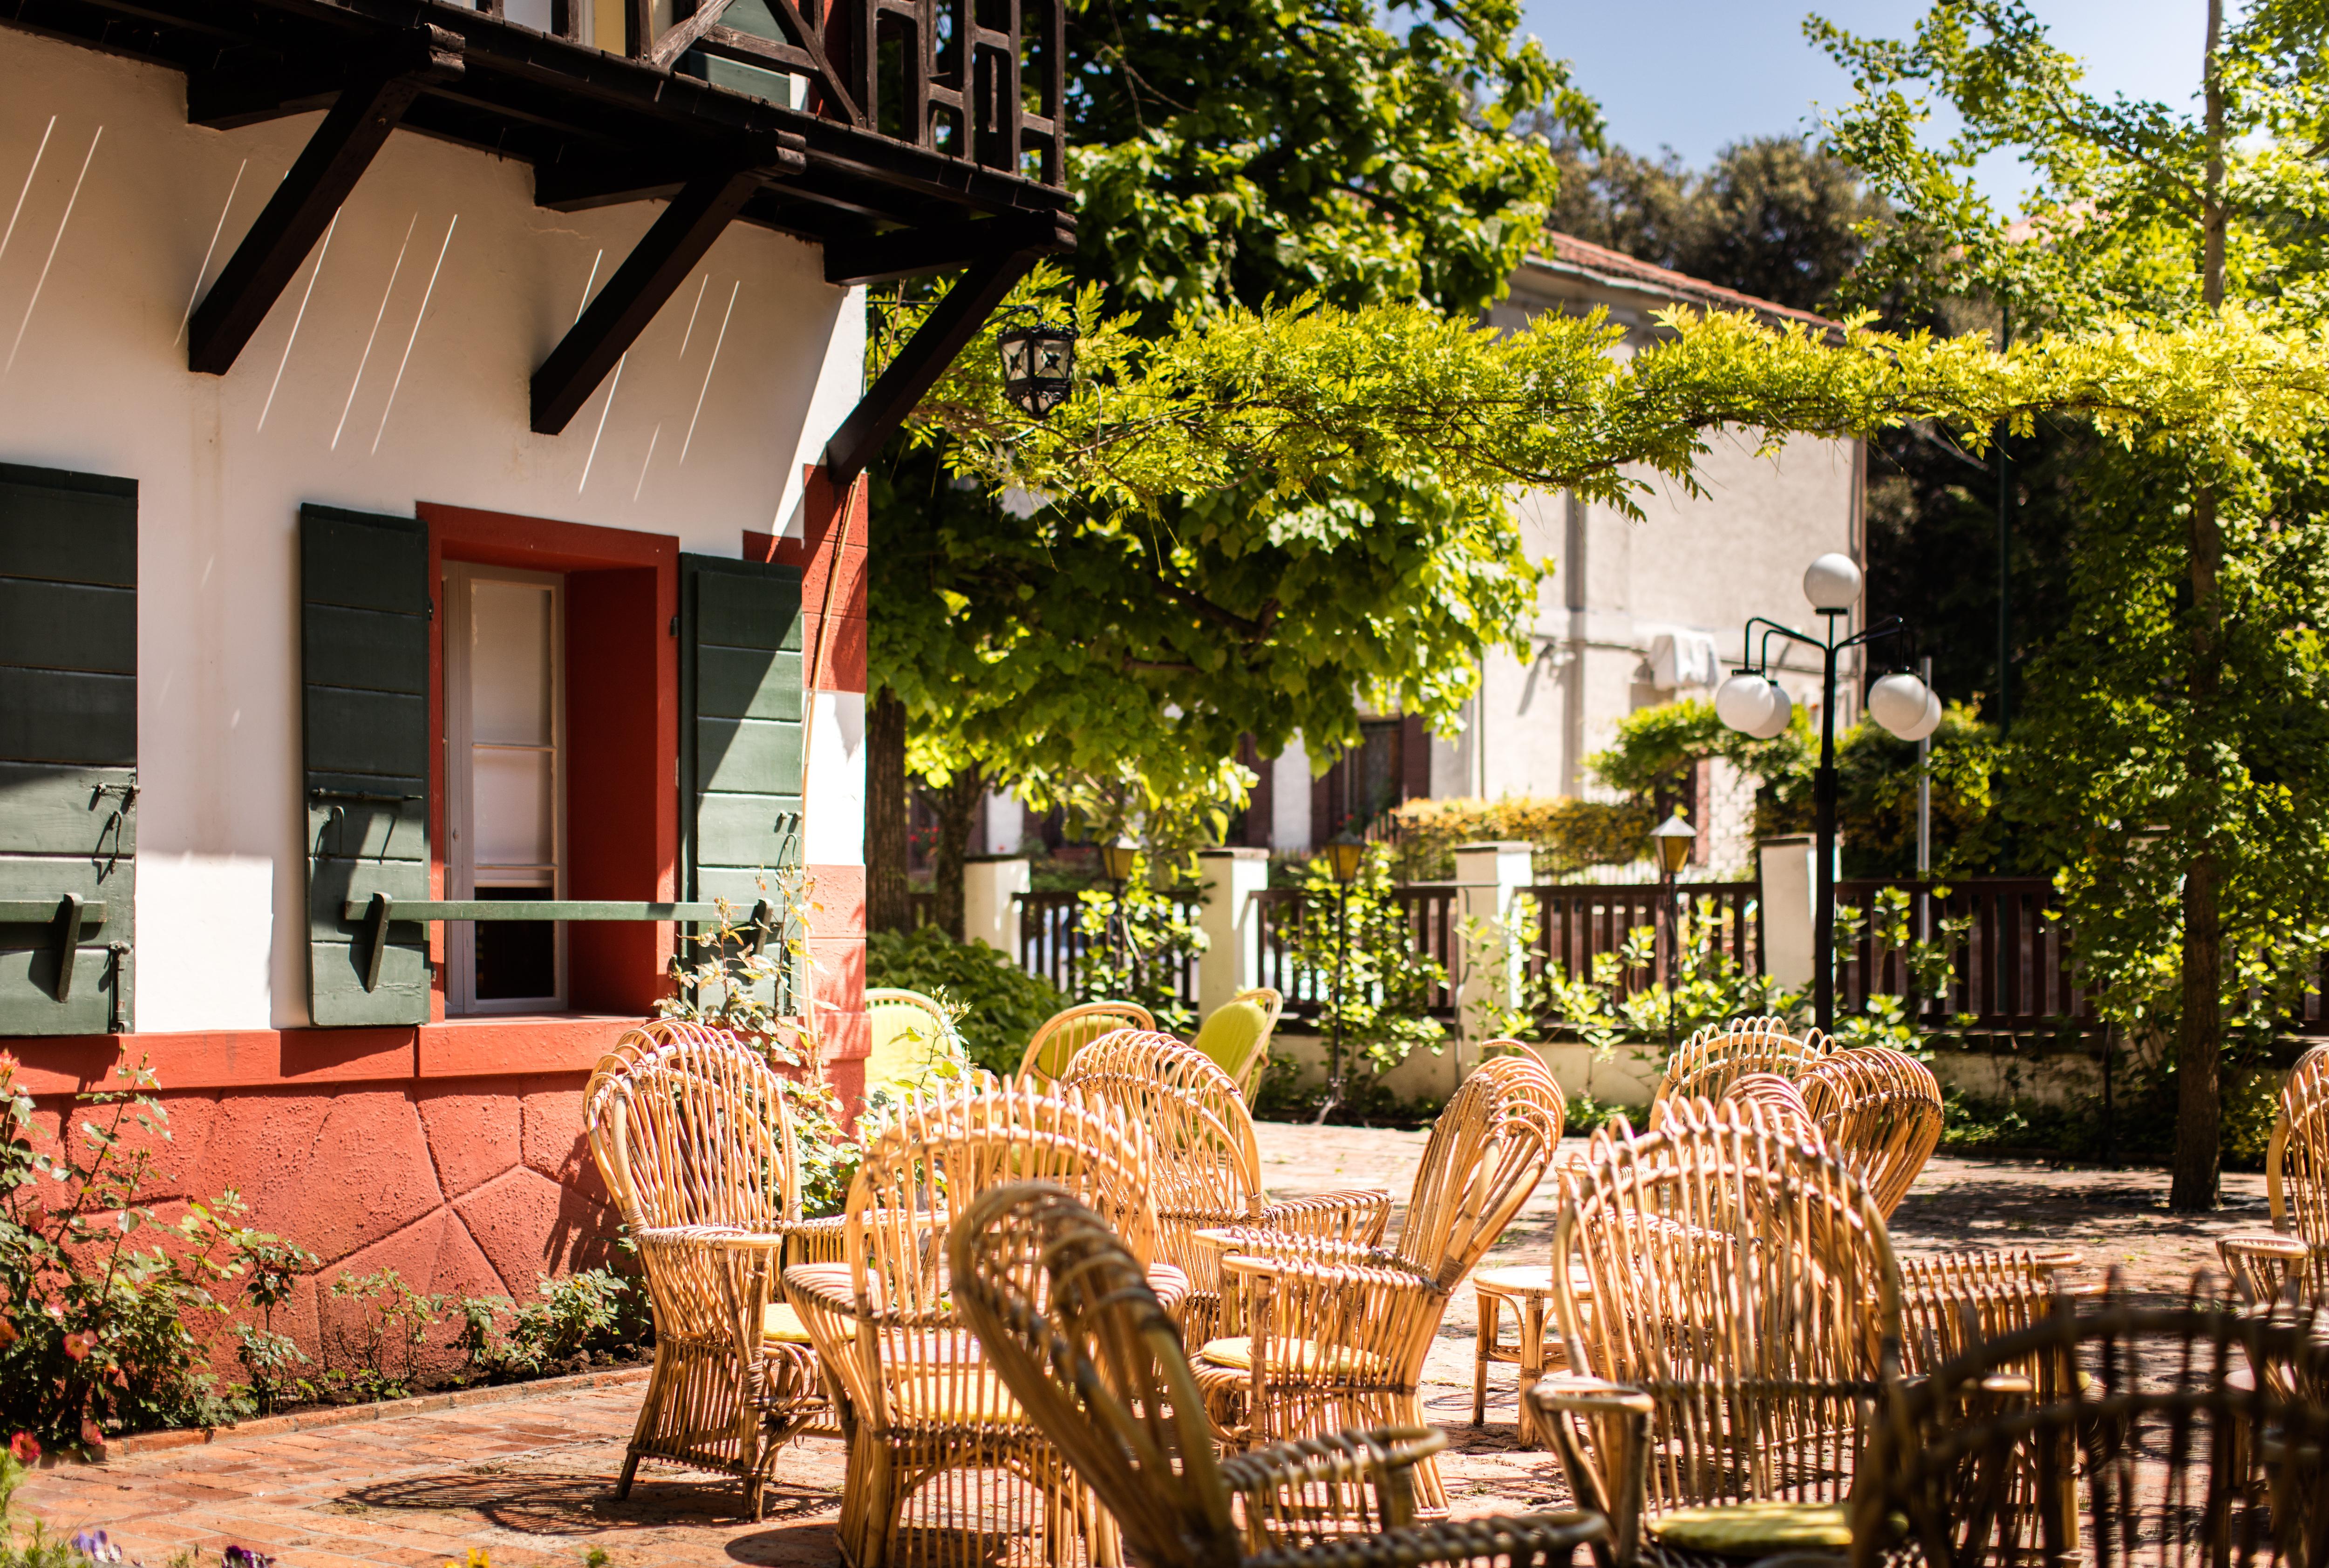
1099 838 1137 993
1320 835 1366 1123
1000 312 1077 418
1651 813 1696 1052
1714 553 1940 1033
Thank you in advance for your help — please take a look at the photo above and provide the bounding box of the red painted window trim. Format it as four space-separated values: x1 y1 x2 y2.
419 503 681 1020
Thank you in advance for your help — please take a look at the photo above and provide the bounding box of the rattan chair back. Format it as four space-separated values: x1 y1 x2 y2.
1655 1016 1832 1108
2273 1047 2329 1284
951 1181 1245 1567
1015 1001 1156 1087
1395 1052 1566 1290
1856 1290 2329 1568
863 985 963 1089
1550 1098 1899 1531
584 1025 801 1233
1721 1072 1817 1138
1798 1046 1944 1218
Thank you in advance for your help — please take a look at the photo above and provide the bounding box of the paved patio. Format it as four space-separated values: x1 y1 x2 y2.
13 1125 2272 1566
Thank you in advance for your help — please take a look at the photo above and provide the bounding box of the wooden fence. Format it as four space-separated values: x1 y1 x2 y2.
1017 889 1201 1008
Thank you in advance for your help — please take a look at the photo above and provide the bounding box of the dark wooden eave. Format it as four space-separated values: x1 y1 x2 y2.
1 0 1074 428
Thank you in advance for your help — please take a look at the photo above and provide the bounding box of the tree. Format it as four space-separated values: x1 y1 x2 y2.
865 0 1597 925
1815 0 2329 1207
1548 136 1889 313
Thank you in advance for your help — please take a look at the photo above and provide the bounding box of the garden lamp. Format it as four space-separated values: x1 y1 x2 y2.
1099 838 1137 1000
1651 814 1694 1052
1651 813 1696 877
1319 834 1366 1123
1000 314 1077 418
1716 556 1927 1034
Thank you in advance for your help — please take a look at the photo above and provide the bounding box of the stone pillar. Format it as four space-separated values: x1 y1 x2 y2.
1758 835 1816 991
1195 848 1272 1019
961 855 1029 956
1453 841 1535 1066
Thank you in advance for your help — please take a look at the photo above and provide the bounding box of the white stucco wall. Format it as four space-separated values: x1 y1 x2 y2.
0 30 865 1030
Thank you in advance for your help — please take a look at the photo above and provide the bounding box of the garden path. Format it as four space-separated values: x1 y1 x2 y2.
13 1127 2271 1565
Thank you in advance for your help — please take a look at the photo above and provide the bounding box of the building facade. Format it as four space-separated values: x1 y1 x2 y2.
1246 233 1868 874
0 0 1066 1334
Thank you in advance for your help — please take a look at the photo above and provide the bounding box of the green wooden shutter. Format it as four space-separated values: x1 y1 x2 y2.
302 504 432 1025
0 463 136 1036
680 554 804 1010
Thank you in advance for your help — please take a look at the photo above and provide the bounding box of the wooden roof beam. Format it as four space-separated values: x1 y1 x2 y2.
823 244 1038 486
187 25 463 375
530 164 764 434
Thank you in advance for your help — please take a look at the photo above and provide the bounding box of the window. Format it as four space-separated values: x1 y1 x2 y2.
443 563 564 1013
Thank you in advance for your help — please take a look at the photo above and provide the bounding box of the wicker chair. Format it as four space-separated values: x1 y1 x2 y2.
1533 1098 1898 1568
1852 1289 2329 1568
1796 1046 1944 1219
953 1181 1611 1568
1190 985 1286 1102
781 1083 1173 1568
2223 1045 2329 1308
1653 1017 1832 1111
1720 1072 1818 1137
1014 1000 1155 1088
862 986 964 1092
1060 1031 1393 1341
1192 1052 1566 1515
581 1025 826 1516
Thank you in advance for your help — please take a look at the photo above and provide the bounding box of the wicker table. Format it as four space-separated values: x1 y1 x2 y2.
1473 1263 1591 1445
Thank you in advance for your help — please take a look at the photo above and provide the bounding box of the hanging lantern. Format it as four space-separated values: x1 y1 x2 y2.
1000 317 1077 418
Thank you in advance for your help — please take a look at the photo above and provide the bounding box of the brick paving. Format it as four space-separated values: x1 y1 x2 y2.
14 1126 2270 1564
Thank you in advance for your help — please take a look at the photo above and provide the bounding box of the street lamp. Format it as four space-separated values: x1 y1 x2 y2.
999 312 1077 418
1320 835 1367 1123
1651 813 1696 1052
1713 552 1940 1032
1099 838 1137 992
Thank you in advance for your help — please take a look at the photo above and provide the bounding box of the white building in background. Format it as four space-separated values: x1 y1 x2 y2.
1255 233 1867 876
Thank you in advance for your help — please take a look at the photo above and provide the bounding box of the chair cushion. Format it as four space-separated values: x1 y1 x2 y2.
1647 1502 1852 1554
1191 1000 1269 1079
1197 1335 1391 1378
890 1368 1028 1424
763 1302 815 1344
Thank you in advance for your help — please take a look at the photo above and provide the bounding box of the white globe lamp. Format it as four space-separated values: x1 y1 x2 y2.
1803 552 1863 614
1714 672 1775 735
1748 679 1794 740
1905 687 1943 742
1867 672 1933 739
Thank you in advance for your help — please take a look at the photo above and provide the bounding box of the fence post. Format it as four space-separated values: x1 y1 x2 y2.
1758 835 1817 991
1454 842 1535 1072
1195 848 1271 1021
961 855 1030 955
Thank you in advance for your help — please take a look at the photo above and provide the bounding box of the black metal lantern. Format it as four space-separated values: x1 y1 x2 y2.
999 316 1076 418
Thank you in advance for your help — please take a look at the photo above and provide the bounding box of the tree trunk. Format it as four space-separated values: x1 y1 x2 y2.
865 687 911 934
925 766 984 942
2171 0 2228 1214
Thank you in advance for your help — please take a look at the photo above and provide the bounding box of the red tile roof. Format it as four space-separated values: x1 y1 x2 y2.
1531 231 1839 333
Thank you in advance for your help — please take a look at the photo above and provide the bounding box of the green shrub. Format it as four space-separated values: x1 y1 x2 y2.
458 1268 644 1379
0 1053 267 1449
866 926 1068 1074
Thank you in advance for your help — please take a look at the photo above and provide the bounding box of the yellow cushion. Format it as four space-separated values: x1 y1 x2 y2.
1197 1335 1390 1378
1191 1000 1269 1079
1647 1502 1852 1554
890 1369 1027 1424
763 1303 854 1344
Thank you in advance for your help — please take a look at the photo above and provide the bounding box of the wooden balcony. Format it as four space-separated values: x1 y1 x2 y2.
4 0 1073 469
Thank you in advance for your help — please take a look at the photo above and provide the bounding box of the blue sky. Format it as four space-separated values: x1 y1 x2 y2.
1520 0 2209 210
